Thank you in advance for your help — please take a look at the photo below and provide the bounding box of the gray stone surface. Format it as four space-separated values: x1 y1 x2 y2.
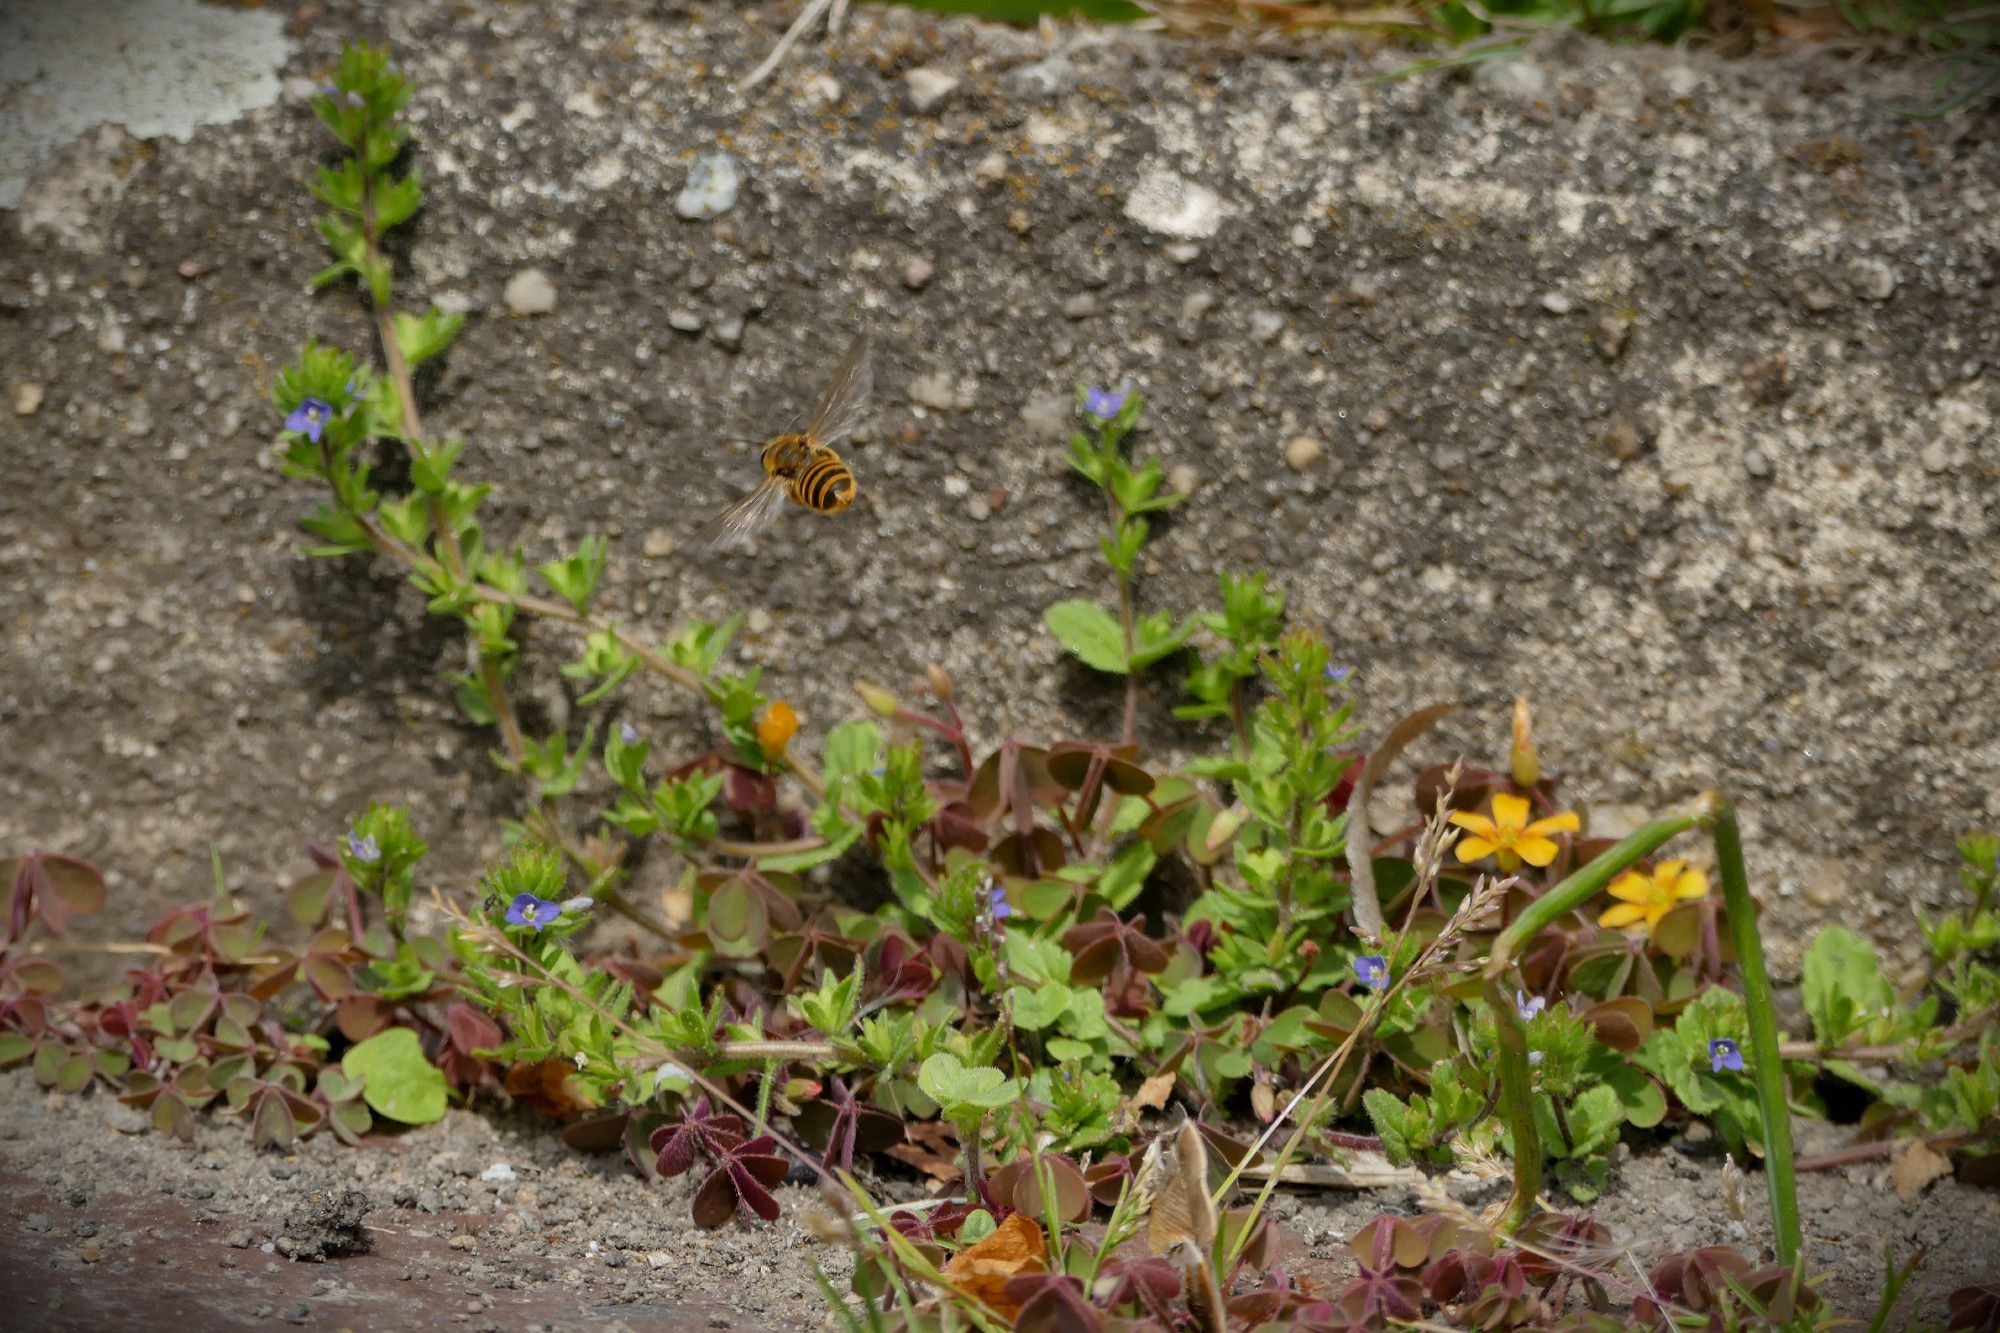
1 1 1997 984
0 0 292 211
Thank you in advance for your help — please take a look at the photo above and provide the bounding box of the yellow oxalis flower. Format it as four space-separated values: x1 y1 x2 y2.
757 700 799 758
1448 792 1580 871
1598 859 1710 936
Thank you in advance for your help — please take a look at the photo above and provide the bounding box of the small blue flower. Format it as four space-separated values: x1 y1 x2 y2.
505 893 563 931
1081 386 1126 421
1709 1037 1744 1074
619 722 640 747
1326 664 1354 683
1528 1050 1545 1066
346 831 380 864
285 397 333 443
1515 990 1547 1022
1353 954 1388 991
989 885 1012 921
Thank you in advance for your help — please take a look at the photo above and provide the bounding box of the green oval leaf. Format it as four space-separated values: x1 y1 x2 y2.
1044 600 1128 674
341 1027 448 1125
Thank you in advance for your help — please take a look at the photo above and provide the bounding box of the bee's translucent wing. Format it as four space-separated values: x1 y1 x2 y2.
693 477 790 551
805 335 872 447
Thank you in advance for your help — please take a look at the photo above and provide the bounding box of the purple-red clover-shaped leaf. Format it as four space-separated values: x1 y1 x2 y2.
1003 1273 1103 1333
1947 1281 2000 1333
1062 908 1169 985
792 1075 904 1175
690 1135 789 1229
649 1098 749 1179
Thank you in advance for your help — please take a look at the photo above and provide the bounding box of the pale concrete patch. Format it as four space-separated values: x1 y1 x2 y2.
0 0 292 211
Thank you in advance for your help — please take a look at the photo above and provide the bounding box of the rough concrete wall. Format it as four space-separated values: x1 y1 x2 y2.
2 1 1995 980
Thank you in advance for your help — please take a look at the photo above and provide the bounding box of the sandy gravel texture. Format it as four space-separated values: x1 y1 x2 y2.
4 1067 1996 1328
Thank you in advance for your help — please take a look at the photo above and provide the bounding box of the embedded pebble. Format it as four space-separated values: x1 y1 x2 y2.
904 68 959 113
1123 168 1224 240
12 382 43 415
1283 435 1323 472
1744 448 1772 478
908 372 975 412
1169 464 1200 495
1592 312 1631 360
1539 291 1574 315
1017 393 1071 444
903 257 934 291
972 153 1007 186
1475 58 1549 99
668 309 704 334
504 269 556 316
1062 293 1099 320
675 153 740 220
1003 55 1076 99
642 530 676 559
1849 257 1897 301
480 1163 517 1183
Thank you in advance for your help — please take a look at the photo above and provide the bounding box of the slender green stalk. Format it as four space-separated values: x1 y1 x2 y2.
1709 796 1801 1268
1484 812 1704 977
1486 978 1542 1233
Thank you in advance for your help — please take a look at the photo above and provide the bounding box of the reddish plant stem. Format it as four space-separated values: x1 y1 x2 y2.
1794 1129 1982 1173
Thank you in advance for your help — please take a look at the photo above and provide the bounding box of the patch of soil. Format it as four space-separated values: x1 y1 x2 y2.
4 1070 1996 1328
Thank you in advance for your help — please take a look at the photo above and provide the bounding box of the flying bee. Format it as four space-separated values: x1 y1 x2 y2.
694 335 870 550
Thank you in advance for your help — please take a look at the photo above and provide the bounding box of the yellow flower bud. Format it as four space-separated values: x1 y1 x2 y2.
924 663 954 703
853 681 898 718
757 700 799 757
1510 695 1540 788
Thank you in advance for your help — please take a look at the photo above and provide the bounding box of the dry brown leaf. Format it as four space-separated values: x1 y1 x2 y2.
1890 1137 1953 1205
942 1212 1047 1317
1131 1071 1176 1113
881 1119 961 1185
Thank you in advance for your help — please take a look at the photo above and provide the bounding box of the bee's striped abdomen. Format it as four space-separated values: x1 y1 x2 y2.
790 453 857 513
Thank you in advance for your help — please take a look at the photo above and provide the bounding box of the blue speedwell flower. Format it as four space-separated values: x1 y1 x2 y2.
1326 664 1354 683
346 831 380 864
1081 386 1126 421
619 722 640 747
989 885 1012 921
1515 990 1547 1022
505 893 563 931
286 397 334 443
1709 1037 1744 1073
1353 954 1389 991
